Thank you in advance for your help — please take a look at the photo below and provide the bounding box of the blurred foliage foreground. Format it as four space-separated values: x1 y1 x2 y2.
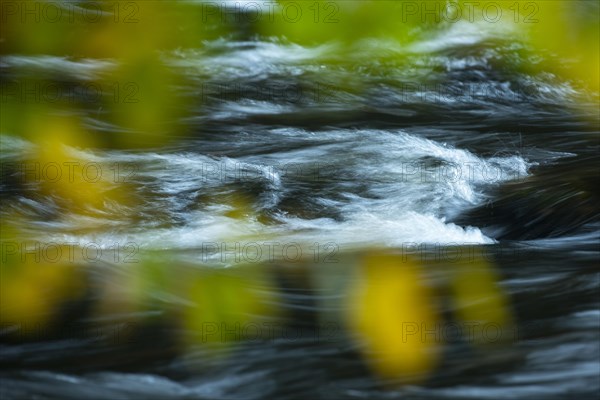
0 0 598 386
1 226 515 384
1 1 598 150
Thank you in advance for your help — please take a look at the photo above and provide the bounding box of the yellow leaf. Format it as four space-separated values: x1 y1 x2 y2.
347 252 441 382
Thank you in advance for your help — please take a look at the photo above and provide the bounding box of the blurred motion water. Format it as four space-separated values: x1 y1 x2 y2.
1 1 599 399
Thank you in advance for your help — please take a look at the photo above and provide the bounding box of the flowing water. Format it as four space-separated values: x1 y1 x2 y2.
1 6 599 400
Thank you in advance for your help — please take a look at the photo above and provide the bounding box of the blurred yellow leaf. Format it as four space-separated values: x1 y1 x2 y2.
183 266 280 350
1 221 85 330
258 0 440 45
347 252 441 382
448 247 513 346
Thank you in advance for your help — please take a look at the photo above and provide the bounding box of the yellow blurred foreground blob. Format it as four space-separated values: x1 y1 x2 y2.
184 266 280 352
0 223 84 331
90 261 145 342
452 0 599 91
1 2 205 149
347 252 441 383
101 54 190 149
1 1 231 56
258 0 444 45
447 248 513 346
527 0 600 91
22 115 134 218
